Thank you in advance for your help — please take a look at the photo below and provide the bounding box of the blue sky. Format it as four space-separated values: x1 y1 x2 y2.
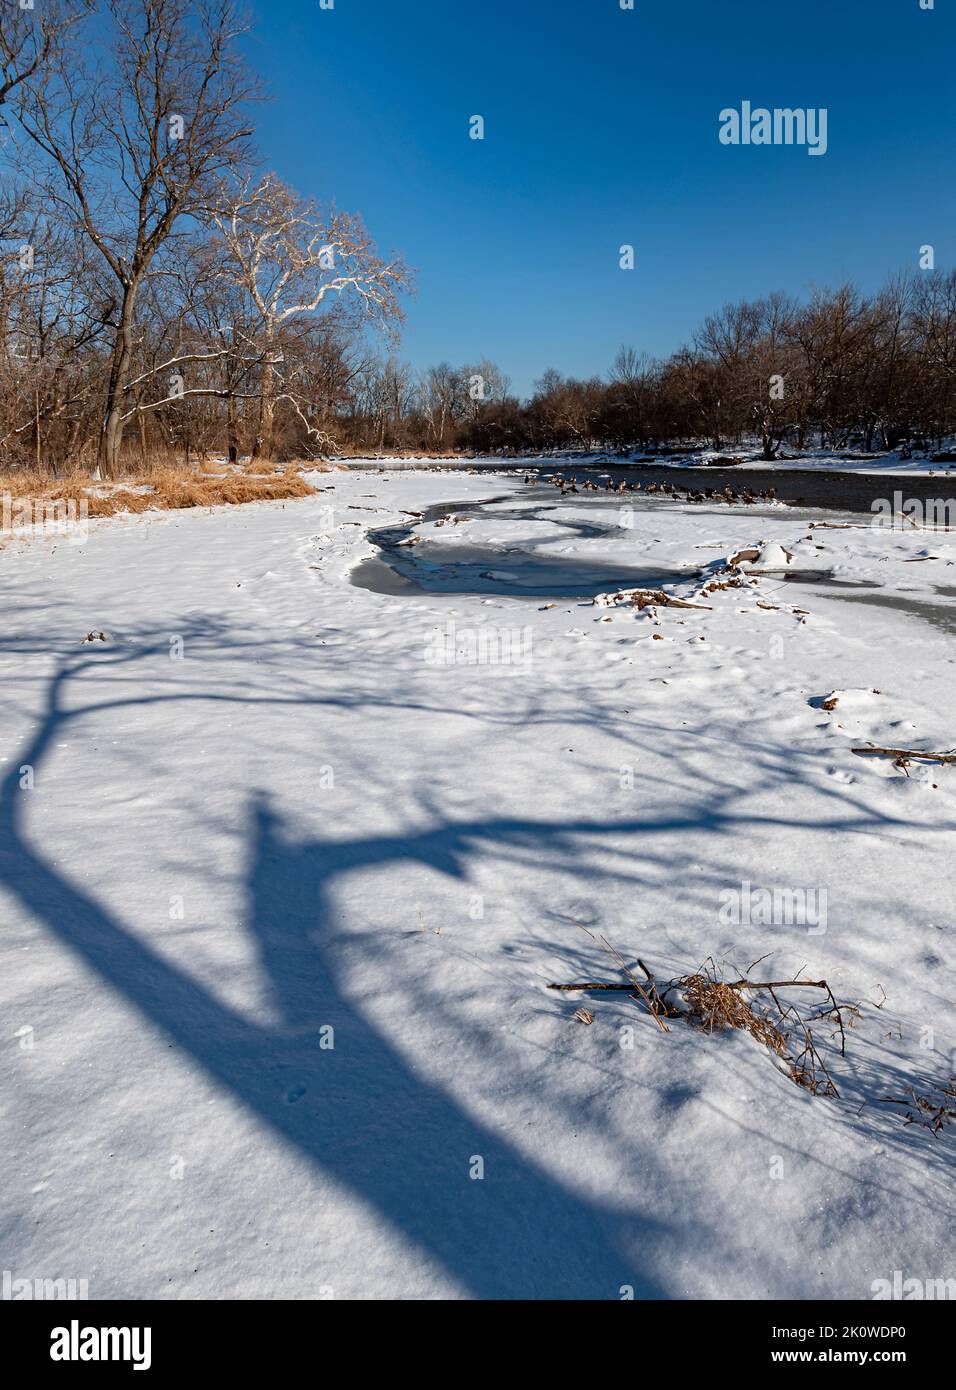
244 0 956 398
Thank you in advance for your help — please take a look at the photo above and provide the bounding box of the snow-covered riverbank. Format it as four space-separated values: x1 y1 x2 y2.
1 469 954 1300
333 446 956 478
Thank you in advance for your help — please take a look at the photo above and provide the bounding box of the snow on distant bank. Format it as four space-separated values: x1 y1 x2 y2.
0 469 953 1300
330 446 956 478
689 446 956 477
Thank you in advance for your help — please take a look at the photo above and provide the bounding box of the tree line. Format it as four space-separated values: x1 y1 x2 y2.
3 3 956 477
405 277 956 462
0 0 408 476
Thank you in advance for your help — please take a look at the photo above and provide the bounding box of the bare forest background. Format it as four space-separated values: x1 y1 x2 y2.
4 0 956 480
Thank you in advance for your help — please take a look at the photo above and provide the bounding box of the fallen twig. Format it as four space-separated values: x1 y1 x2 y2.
878 1080 956 1134
556 917 670 1031
726 977 828 990
548 981 633 991
851 745 956 765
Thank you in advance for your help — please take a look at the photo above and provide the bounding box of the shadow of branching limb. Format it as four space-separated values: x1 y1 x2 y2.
0 635 669 1299
4 621 953 1296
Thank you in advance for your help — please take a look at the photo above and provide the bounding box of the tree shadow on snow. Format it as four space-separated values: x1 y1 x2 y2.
3 625 954 1295
0 641 674 1299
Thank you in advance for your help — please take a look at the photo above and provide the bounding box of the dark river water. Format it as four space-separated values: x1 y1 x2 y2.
349 493 701 598
540 460 955 512
344 475 956 641
343 456 956 512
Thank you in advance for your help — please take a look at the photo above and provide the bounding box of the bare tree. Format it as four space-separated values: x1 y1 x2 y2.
606 347 658 449
418 362 464 450
10 0 258 475
0 0 91 119
213 172 410 459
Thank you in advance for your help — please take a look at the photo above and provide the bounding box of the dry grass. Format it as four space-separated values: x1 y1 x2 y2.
142 464 313 510
879 1079 956 1134
674 972 792 1055
0 462 315 520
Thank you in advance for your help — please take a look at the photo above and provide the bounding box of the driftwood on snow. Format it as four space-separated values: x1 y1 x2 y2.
594 587 711 611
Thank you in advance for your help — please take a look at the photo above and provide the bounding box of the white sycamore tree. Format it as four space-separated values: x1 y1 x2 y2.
213 173 410 459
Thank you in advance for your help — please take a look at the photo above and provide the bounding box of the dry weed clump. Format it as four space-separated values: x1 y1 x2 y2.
659 962 841 1097
673 971 790 1054
550 925 952 1131
549 921 845 1098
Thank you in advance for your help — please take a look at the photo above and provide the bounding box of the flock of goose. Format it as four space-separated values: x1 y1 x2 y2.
523 472 778 506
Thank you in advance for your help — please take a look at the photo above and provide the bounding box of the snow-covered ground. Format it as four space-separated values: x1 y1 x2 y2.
677 446 956 476
1 468 954 1300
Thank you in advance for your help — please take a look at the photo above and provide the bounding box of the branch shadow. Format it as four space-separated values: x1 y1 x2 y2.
0 640 674 1299
3 619 954 1296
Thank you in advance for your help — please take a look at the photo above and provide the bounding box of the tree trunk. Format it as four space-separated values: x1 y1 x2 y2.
98 286 138 479
227 399 238 463
225 365 239 463
253 327 276 460
64 417 82 472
